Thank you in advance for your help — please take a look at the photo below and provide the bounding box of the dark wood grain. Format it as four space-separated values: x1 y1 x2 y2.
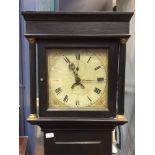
24 34 131 39
44 130 112 155
22 11 133 22
28 117 127 129
22 12 134 117
117 43 126 115
23 11 133 155
22 12 133 38
29 41 37 114
26 21 129 35
37 39 118 118
28 117 126 155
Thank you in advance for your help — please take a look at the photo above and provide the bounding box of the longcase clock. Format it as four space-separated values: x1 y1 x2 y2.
22 11 133 155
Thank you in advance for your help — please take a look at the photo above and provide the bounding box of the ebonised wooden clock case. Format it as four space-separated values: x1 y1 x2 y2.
22 11 133 155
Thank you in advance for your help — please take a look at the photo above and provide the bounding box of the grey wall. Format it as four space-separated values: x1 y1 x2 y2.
59 0 113 11
117 0 135 155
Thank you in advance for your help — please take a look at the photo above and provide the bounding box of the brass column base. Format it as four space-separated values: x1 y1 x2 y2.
115 115 126 121
27 114 38 121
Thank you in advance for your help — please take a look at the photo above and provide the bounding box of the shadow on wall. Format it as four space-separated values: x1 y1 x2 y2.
117 0 135 155
59 0 113 11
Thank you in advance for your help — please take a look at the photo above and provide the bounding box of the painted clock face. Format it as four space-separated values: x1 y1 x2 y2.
47 49 108 110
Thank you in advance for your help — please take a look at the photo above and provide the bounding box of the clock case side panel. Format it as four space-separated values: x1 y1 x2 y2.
37 39 119 118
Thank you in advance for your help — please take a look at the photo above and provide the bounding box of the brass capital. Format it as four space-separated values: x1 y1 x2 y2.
28 38 35 44
120 38 128 44
27 114 38 120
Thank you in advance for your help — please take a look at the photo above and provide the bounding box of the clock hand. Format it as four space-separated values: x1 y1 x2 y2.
71 82 85 89
71 71 85 89
79 83 85 89
64 56 71 64
76 60 79 71
64 56 76 71
81 80 98 82
71 83 78 89
75 53 80 71
81 78 104 83
64 56 85 89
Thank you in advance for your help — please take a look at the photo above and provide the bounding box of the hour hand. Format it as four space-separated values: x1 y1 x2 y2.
79 83 85 89
71 83 77 89
71 83 85 89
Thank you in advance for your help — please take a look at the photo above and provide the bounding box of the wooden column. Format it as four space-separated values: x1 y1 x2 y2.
117 38 128 116
27 38 37 120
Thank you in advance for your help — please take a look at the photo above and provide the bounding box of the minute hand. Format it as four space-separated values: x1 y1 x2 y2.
81 80 97 83
81 79 104 83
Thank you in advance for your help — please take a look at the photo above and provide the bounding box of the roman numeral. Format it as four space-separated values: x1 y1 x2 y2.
64 56 70 63
87 96 92 102
76 99 80 106
63 95 69 102
55 87 62 95
94 66 101 71
94 88 101 94
87 57 91 63
97 78 104 82
76 53 80 60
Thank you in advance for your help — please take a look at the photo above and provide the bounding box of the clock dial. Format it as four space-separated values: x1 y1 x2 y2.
47 49 108 109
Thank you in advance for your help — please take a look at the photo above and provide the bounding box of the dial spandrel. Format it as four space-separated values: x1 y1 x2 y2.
47 49 108 110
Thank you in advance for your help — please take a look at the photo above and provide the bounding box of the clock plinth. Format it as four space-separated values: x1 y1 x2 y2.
22 11 133 155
